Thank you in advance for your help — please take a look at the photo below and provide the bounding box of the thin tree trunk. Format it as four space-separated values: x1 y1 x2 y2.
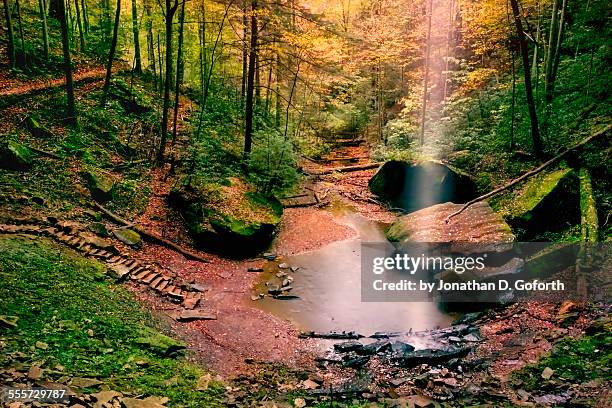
131 0 142 73
243 0 258 161
443 0 454 100
420 0 432 145
101 0 121 104
74 0 85 49
4 0 16 67
158 0 178 163
549 0 567 99
15 0 25 57
81 0 88 33
157 32 163 93
510 0 543 156
241 0 247 106
510 49 516 150
58 0 76 123
264 62 273 113
145 0 156 87
39 0 50 60
544 0 560 102
172 0 186 142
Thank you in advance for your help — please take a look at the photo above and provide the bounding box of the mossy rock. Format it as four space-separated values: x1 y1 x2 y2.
369 160 478 213
134 326 186 357
82 170 115 202
0 140 33 171
490 167 580 238
25 116 53 138
169 177 282 255
112 229 141 247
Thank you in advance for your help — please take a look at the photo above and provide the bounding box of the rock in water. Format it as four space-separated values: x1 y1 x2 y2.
369 160 478 212
168 177 282 255
112 229 141 247
82 170 114 202
0 141 33 171
387 201 514 251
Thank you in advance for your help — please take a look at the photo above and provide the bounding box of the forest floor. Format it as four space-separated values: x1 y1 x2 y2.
1 67 610 407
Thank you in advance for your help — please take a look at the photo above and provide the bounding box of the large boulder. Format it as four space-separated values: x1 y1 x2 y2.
490 167 579 238
369 161 478 212
0 140 33 171
82 170 115 202
169 177 282 254
387 201 515 252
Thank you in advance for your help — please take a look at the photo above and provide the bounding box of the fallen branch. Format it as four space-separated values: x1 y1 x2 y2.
28 146 61 159
306 162 382 176
93 202 209 263
446 124 612 222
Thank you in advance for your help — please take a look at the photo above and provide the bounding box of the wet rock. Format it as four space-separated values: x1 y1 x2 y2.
391 341 415 354
387 202 514 251
82 170 114 202
0 140 33 171
334 341 364 353
263 252 277 260
369 160 478 212
462 333 483 342
396 347 471 367
112 229 141 247
278 263 290 269
343 355 370 368
359 340 391 355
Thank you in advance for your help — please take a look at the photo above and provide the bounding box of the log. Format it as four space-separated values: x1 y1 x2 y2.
446 124 612 222
93 202 209 263
306 162 382 176
28 146 61 159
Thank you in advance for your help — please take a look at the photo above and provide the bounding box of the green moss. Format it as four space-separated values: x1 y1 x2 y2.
0 236 224 406
512 330 612 391
491 167 574 220
579 168 599 242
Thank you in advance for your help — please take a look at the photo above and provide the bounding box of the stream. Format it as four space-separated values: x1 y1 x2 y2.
253 203 458 339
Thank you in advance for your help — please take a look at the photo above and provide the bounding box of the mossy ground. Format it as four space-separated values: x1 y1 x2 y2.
0 235 226 406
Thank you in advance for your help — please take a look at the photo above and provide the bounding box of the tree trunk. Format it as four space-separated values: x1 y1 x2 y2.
419 0 432 145
15 0 24 58
544 0 560 102
58 0 76 124
241 0 247 106
510 49 516 150
4 0 16 67
549 0 567 100
145 0 156 87
172 0 186 142
81 0 88 33
102 0 121 104
443 0 454 100
39 0 49 60
74 0 85 50
131 0 142 73
158 0 177 163
510 0 543 156
243 0 258 161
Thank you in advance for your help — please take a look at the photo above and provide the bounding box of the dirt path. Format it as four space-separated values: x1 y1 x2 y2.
0 66 108 98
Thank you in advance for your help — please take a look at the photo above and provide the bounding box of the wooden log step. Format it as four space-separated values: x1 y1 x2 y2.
154 280 170 292
149 276 164 288
140 272 159 284
132 269 151 281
